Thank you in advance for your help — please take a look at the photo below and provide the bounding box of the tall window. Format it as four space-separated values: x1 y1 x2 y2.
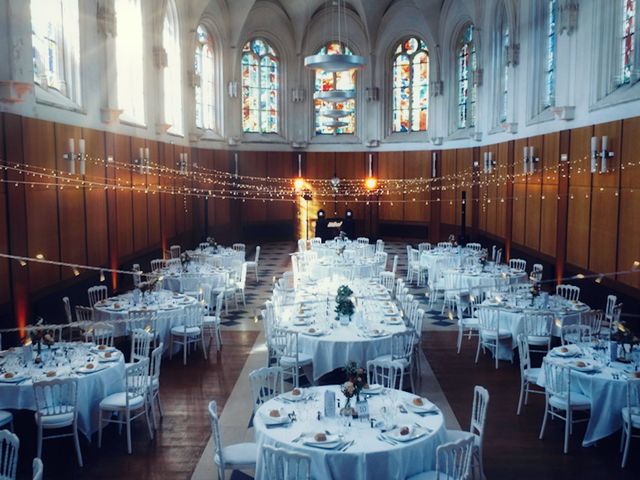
241 39 279 133
498 8 510 123
622 0 636 84
195 25 215 131
456 24 476 129
543 0 557 108
163 0 183 135
115 0 144 123
31 0 80 102
314 42 356 135
392 37 429 133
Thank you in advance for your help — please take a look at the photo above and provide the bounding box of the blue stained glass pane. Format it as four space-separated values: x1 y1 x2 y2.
391 37 429 132
242 39 279 133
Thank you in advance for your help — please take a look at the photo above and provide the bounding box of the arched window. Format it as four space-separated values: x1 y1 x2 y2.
497 7 510 124
314 42 356 135
543 0 557 109
392 37 429 133
456 24 476 129
241 39 279 133
115 0 144 123
195 25 215 131
622 0 636 84
31 0 80 103
163 0 183 135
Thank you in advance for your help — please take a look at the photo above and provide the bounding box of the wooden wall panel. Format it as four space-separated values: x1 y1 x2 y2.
54 123 86 280
114 134 134 258
540 184 558 257
335 152 365 220
524 136 544 251
566 186 591 268
212 150 230 225
239 151 267 223
83 128 109 267
440 150 456 225
455 148 473 227
161 142 176 240
511 183 526 246
130 137 148 252
403 151 430 222
589 187 619 274
478 146 489 233
618 117 640 288
174 146 186 236
378 152 403 221
0 114 9 305
22 118 61 291
266 152 295 221
496 141 509 239
569 126 594 187
146 141 161 247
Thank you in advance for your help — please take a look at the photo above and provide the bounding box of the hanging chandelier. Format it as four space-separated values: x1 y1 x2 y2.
320 108 353 119
304 0 366 73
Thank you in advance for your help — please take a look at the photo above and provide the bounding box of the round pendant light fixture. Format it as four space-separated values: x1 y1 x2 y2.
320 108 352 119
304 53 366 72
313 90 355 102
323 120 349 129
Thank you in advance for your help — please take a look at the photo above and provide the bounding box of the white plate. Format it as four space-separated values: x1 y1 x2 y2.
280 390 306 402
0 374 27 383
550 345 580 357
385 318 403 325
303 328 324 336
384 426 427 442
98 351 121 362
303 434 342 449
570 360 601 373
77 365 107 374
367 329 388 338
260 409 291 425
362 384 383 394
404 397 437 413
92 346 116 354
293 319 309 327
383 309 397 316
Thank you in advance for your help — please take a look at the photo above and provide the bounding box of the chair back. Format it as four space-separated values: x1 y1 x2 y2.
543 359 571 403
435 436 475 480
375 239 385 253
374 252 388 270
87 323 115 347
580 309 603 335
150 342 164 389
509 258 527 271
183 304 204 330
625 378 640 427
87 285 107 307
561 324 591 345
605 294 617 322
169 245 181 258
511 283 531 295
124 358 149 407
418 242 432 255
132 264 142 287
495 248 502 264
232 243 246 253
523 311 553 338
310 237 322 247
356 237 369 245
516 334 532 373
391 255 398 274
62 297 73 324
437 242 452 249
208 401 225 468
33 378 78 424
379 272 395 293
0 430 18 480
166 258 181 270
470 385 490 442
129 328 153 363
412 308 425 337
556 284 580 302
297 239 307 252
32 458 43 480
477 306 500 334
391 330 415 361
249 367 284 413
75 306 93 332
254 246 261 263
262 445 311 480
466 242 481 251
366 359 404 389
214 292 224 319
282 271 295 291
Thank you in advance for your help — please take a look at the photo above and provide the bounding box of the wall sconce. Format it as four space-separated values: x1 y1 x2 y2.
64 138 86 175
365 87 379 102
431 137 443 146
483 151 495 174
591 136 614 173
135 147 150 174
178 153 188 175
523 146 538 174
234 152 239 178
431 152 438 179
228 80 239 98
291 87 306 103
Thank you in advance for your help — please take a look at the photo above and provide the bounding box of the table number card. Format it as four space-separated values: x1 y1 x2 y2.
324 390 336 418
356 399 369 420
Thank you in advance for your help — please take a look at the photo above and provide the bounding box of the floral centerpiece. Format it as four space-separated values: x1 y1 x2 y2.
341 362 366 416
205 236 217 250
180 252 192 272
447 234 458 247
335 285 355 323
138 277 159 295
27 317 55 362
611 320 638 363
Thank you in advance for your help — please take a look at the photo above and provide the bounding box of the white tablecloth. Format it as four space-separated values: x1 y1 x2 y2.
421 248 481 285
254 385 446 480
443 268 528 292
537 345 639 446
278 278 408 380
0 343 125 436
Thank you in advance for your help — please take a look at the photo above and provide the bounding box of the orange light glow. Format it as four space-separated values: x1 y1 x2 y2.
293 178 305 191
365 177 378 190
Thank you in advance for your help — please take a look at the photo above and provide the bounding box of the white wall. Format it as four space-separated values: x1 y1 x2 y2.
0 0 638 152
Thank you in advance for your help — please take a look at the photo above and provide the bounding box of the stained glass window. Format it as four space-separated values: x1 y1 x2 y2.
622 0 636 84
543 0 557 109
499 11 510 124
115 0 144 123
457 24 476 129
195 25 215 131
31 0 80 100
241 39 279 133
314 42 356 135
392 37 429 133
163 0 183 135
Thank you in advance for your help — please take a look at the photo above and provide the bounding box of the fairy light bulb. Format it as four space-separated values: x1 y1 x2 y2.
293 178 305 191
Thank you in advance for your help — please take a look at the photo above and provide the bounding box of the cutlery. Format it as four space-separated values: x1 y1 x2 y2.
340 440 355 451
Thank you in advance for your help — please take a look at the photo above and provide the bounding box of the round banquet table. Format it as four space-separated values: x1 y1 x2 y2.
254 385 447 480
93 291 198 343
442 266 528 292
305 256 380 281
159 266 229 293
278 278 408 381
477 295 590 360
537 343 640 446
421 248 481 284
0 342 125 436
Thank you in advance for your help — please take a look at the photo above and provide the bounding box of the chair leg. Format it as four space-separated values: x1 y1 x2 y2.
98 411 104 448
517 379 525 415
539 403 549 440
74 423 84 467
457 328 463 354
157 392 164 418
475 337 482 364
145 402 155 440
201 334 208 360
126 410 132 454
183 337 187 365
150 391 158 430
37 424 43 458
564 410 570 454
495 341 499 369
622 424 631 467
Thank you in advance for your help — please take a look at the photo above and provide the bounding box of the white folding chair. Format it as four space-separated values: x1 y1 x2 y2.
378 271 395 294
203 292 224 351
262 444 311 480
33 378 83 466
539 359 591 453
169 245 181 258
32 458 43 480
375 239 385 253
509 258 527 271
475 307 511 369
148 343 164 429
249 367 284 413
605 294 618 328
373 330 416 392
561 324 592 345
208 400 257 480
232 243 246 254
466 242 481 251
523 311 554 353
454 296 479 354
271 329 313 388
86 322 115 347
0 430 18 480
235 263 248 308
246 246 261 283
580 309 603 336
556 284 580 302
98 359 154 454
170 304 208 365
442 385 489 480
150 259 166 272
407 436 474 480
620 378 640 468
87 285 107 307
516 334 544 415
437 242 452 249
366 359 404 390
